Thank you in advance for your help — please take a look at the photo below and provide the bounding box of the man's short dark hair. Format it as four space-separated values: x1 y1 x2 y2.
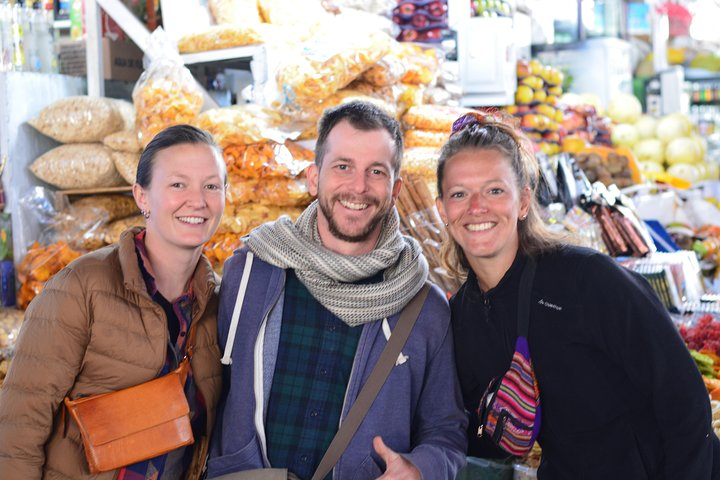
315 101 403 177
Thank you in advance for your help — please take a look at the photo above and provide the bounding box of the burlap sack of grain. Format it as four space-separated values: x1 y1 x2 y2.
103 215 146 245
112 151 141 185
111 99 137 131
103 130 142 153
30 144 126 189
28 96 126 143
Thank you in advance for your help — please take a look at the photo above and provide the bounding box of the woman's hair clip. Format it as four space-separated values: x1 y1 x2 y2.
450 109 518 137
450 111 499 137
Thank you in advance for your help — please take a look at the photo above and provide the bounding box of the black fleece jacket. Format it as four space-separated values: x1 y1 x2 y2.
451 245 719 480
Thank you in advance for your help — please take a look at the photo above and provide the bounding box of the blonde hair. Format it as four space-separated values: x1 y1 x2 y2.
436 113 565 279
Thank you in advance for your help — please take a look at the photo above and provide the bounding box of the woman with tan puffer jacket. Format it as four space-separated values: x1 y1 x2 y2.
0 124 227 479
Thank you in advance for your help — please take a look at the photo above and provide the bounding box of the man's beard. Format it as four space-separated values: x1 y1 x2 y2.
318 193 392 244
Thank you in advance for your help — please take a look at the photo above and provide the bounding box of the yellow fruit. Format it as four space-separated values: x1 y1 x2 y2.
562 135 588 153
533 89 547 103
536 104 556 118
554 109 564 123
505 105 519 115
521 75 543 91
515 85 534 105
546 95 558 105
549 69 564 86
548 85 563 96
529 59 543 76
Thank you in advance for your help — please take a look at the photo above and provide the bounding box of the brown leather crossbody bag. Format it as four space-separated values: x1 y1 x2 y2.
63 325 198 474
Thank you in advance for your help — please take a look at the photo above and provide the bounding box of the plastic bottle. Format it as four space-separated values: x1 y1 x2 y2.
0 2 13 71
10 2 25 70
36 6 55 72
24 6 42 72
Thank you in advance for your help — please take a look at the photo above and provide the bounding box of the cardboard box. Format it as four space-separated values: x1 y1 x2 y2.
103 37 144 82
57 38 144 82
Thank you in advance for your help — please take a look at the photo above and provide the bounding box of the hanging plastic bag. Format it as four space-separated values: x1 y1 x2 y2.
132 28 203 148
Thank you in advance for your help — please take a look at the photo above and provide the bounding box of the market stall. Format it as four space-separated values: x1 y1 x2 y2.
2 0 720 478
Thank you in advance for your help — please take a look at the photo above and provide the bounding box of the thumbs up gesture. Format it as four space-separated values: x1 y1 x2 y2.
373 436 421 480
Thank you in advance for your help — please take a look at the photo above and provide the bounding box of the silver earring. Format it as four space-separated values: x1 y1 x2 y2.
444 222 449 227
520 214 527 221
141 210 150 219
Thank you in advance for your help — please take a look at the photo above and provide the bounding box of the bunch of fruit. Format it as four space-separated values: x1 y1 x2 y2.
679 314 720 356
471 0 511 17
506 59 565 156
558 105 612 151
605 93 717 185
392 0 448 43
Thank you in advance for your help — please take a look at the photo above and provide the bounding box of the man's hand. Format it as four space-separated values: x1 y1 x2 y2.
373 436 421 480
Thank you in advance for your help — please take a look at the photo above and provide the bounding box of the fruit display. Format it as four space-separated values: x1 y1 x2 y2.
604 94 718 185
573 146 639 188
392 0 448 43
471 0 511 17
679 314 720 356
506 59 565 156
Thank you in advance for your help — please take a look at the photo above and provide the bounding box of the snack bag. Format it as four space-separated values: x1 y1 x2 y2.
133 28 203 147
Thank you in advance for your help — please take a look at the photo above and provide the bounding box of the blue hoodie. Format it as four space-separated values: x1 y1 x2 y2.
207 248 468 479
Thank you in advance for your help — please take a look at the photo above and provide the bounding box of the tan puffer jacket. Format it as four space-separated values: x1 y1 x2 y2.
0 227 222 480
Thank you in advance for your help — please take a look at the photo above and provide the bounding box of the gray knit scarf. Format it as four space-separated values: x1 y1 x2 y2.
244 201 429 326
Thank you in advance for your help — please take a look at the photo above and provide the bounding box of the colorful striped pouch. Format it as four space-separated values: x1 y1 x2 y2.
476 258 541 456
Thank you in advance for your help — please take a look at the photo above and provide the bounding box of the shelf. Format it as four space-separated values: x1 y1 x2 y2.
180 45 260 65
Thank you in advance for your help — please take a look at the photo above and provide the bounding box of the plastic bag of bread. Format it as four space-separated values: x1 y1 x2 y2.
53 204 108 252
208 0 261 25
258 0 330 26
72 194 139 223
398 43 441 86
224 140 313 179
360 52 406 87
402 147 439 181
17 241 82 310
178 24 265 53
30 144 126 190
103 130 142 153
203 231 244 274
275 29 392 110
0 307 24 359
133 28 204 148
219 204 303 236
194 105 290 149
227 176 312 207
304 89 399 123
404 129 447 148
28 96 126 144
102 215 146 245
112 151 140 185
402 105 475 132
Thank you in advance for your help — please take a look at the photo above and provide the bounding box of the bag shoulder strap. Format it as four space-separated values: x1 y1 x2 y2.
311 283 431 480
221 252 255 365
517 258 536 338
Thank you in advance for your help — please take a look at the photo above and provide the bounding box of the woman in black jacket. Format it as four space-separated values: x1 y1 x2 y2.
435 111 720 479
